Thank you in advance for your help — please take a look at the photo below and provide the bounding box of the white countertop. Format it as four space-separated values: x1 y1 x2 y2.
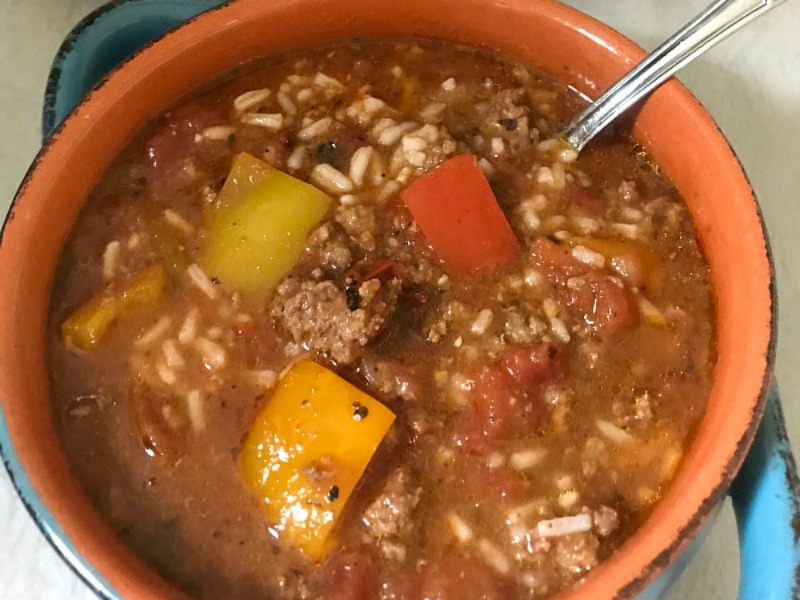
1 0 797 597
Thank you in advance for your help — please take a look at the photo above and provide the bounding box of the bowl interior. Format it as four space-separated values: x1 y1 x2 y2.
0 0 773 598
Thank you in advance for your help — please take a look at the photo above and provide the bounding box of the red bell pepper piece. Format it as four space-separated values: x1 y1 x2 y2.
400 154 519 277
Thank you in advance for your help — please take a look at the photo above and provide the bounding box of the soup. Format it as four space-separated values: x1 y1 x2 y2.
48 39 714 599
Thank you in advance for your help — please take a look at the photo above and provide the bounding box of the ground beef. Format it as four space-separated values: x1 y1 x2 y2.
592 505 619 537
360 358 420 402
302 223 354 275
363 468 422 561
335 204 377 251
271 277 398 364
551 532 599 574
476 88 533 156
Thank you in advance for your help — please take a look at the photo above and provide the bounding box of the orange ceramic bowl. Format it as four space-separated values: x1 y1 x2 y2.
0 0 775 598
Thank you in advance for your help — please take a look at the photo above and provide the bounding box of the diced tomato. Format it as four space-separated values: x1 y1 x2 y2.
143 106 226 171
400 155 520 278
315 549 379 600
529 237 586 280
501 342 568 388
530 237 638 337
416 551 513 600
570 271 639 336
453 343 565 455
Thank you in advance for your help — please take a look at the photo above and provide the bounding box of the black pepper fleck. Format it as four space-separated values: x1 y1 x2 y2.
315 142 339 164
326 485 340 502
498 118 518 131
345 282 361 311
547 345 557 358
352 402 369 421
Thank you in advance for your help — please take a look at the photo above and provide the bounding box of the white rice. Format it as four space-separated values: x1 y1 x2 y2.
246 369 278 389
543 298 571 343
406 150 426 167
163 209 194 234
187 264 218 300
162 339 185 370
442 139 457 155
572 216 601 235
156 361 177 386
349 146 374 186
486 452 505 470
419 102 446 124
195 337 227 371
491 137 506 156
448 513 474 543
134 317 172 348
297 116 333 141
477 539 510 574
558 145 579 164
536 513 593 538
127 233 141 250
441 77 457 91
371 117 397 137
478 158 495 177
310 164 354 194
178 308 200 344
470 309 494 335
378 121 418 146
233 88 271 114
570 245 605 268
286 144 308 171
362 95 387 113
296 88 313 102
524 267 543 287
639 296 666 326
313 72 345 91
240 112 284 131
596 419 636 445
186 389 206 432
199 125 236 141
559 490 580 509
518 199 542 233
339 194 360 207
509 448 547 471
101 240 121 281
610 222 640 240
276 91 297 115
376 180 401 203
401 135 428 152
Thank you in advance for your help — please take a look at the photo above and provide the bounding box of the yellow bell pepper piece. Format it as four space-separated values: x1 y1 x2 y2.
61 264 167 351
201 153 331 297
239 360 395 561
569 236 664 292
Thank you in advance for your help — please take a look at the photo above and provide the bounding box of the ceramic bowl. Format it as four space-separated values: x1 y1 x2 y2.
0 0 775 598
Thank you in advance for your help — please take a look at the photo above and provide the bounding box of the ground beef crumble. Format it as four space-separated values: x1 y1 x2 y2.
362 468 422 562
271 277 399 364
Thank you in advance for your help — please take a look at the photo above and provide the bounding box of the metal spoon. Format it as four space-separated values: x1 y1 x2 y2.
562 0 789 151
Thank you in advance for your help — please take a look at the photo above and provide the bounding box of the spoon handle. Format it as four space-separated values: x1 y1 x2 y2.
562 0 788 151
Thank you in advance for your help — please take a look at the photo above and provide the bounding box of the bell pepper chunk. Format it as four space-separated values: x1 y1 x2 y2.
568 237 663 292
201 152 331 297
400 154 520 278
61 264 167 351
239 360 395 561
